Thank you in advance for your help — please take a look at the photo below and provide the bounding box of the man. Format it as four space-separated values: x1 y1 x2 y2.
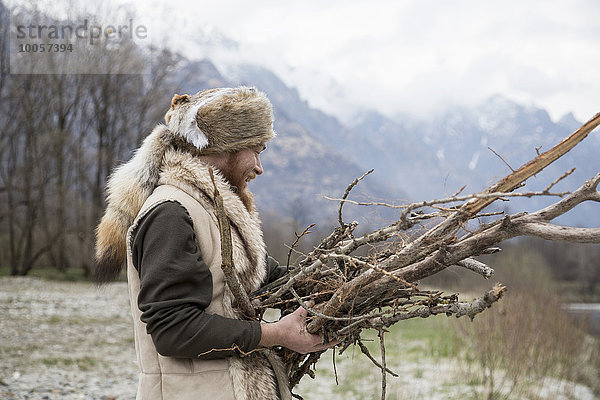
94 87 333 400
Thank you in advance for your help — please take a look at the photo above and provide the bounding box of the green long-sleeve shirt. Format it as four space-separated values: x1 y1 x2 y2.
130 201 287 359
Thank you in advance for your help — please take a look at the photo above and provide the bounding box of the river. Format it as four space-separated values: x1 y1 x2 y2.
564 303 600 336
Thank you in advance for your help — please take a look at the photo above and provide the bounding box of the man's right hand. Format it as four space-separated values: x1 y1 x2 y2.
259 301 338 354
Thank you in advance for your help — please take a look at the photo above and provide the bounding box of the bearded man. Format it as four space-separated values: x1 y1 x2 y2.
94 87 333 400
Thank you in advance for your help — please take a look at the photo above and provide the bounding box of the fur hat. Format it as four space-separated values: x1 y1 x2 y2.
93 86 275 283
164 86 276 154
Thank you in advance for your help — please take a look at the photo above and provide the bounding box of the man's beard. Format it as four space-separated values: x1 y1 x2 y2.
222 167 256 212
237 188 256 213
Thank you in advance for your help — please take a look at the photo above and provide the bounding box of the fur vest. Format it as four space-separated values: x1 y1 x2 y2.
124 145 290 399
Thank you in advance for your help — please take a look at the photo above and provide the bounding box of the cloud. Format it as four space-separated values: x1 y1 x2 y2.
206 0 599 122
16 0 599 122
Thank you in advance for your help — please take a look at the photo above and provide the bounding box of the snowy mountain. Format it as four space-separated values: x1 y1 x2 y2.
171 59 399 226
221 61 598 227
347 95 600 227
170 37 599 227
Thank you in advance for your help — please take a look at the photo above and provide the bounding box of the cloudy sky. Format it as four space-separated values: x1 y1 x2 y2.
12 0 600 123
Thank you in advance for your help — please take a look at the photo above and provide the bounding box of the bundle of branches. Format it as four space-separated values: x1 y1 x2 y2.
251 113 600 393
219 113 600 397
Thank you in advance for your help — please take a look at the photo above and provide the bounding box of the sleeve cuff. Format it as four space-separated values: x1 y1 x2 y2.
247 320 262 351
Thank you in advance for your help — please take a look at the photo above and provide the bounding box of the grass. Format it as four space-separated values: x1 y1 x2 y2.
295 278 599 400
0 265 91 282
296 316 462 399
40 356 98 371
44 314 128 326
556 280 600 303
450 249 600 399
356 316 458 362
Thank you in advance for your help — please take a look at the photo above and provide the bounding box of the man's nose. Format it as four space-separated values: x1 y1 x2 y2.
254 156 263 175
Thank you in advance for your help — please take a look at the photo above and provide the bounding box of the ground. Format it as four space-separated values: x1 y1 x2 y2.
0 278 137 400
0 277 596 400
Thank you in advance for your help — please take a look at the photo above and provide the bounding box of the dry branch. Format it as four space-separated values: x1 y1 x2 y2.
248 113 600 393
465 112 600 214
455 258 494 278
356 339 399 378
378 328 387 400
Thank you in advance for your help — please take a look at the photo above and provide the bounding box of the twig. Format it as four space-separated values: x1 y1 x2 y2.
325 189 570 211
455 258 494 279
356 339 399 378
310 173 597 333
262 258 325 305
332 292 444 337
535 145 543 155
513 221 600 243
464 112 600 215
543 168 576 193
289 285 385 323
365 284 508 328
479 247 502 255
251 289 337 308
324 196 406 209
451 185 467 197
488 146 516 172
256 114 600 389
326 254 417 290
197 343 259 358
289 352 323 388
332 349 339 385
338 169 374 229
287 224 316 269
379 328 387 400
473 211 505 219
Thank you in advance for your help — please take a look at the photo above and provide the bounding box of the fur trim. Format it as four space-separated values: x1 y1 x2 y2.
158 150 267 293
164 87 276 154
230 354 279 400
94 125 170 283
94 124 204 283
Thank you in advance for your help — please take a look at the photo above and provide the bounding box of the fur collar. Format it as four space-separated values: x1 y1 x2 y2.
158 149 267 292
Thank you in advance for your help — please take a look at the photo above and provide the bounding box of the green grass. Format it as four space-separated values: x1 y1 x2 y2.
47 315 63 324
356 315 459 362
297 315 463 399
40 356 98 371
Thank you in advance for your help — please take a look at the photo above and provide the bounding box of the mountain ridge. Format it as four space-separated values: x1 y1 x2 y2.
174 56 599 228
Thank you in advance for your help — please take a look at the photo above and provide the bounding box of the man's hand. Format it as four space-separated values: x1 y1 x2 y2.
259 301 338 354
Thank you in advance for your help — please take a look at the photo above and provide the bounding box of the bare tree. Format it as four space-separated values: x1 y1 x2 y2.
2 70 57 275
0 2 178 275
